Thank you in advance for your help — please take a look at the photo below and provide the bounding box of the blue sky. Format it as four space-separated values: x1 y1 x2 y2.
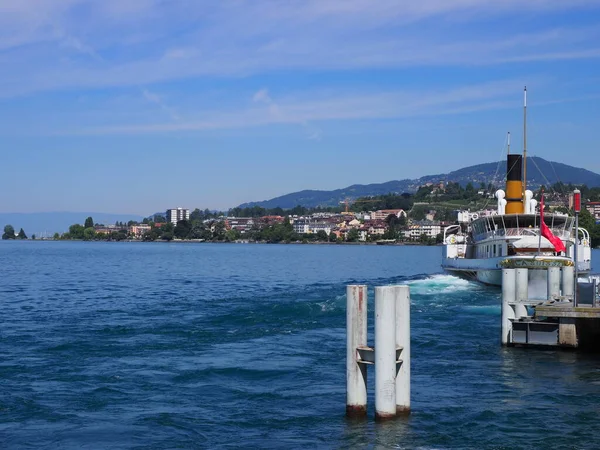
1 0 600 215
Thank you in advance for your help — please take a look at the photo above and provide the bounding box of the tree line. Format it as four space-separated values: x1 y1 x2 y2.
2 225 28 240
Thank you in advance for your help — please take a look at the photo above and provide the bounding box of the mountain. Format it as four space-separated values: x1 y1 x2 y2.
239 157 600 209
0 212 145 237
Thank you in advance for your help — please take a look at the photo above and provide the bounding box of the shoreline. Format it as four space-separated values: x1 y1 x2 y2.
7 239 440 247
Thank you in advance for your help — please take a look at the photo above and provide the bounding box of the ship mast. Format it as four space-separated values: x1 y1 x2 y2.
507 131 510 154
523 86 527 199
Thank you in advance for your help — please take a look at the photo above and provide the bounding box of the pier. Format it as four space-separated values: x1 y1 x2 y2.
502 266 600 349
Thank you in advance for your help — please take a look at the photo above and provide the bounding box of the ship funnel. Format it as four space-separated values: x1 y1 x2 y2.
505 154 524 214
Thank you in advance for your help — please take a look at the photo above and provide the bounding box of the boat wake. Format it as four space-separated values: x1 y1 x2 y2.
406 274 474 295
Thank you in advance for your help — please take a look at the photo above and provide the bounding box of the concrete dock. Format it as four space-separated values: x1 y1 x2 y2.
503 269 600 350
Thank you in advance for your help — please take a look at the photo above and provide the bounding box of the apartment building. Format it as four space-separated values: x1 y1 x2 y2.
166 208 190 225
586 202 600 222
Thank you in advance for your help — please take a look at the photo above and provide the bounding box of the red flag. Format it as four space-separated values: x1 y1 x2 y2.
540 193 566 253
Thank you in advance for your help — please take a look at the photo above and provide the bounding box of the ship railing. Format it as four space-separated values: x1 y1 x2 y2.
473 227 571 242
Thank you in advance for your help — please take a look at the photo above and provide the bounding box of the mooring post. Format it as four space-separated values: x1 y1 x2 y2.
562 265 575 301
346 285 368 418
394 285 410 415
502 269 516 345
374 286 397 420
515 268 529 319
547 266 561 301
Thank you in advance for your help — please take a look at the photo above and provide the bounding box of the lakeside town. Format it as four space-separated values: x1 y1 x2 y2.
4 182 600 246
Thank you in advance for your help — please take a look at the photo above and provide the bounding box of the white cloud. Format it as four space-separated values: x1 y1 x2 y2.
1 1 600 97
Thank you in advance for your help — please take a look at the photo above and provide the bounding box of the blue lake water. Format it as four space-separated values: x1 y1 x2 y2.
1 241 600 449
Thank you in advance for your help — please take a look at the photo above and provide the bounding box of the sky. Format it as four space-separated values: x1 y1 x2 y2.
1 0 600 215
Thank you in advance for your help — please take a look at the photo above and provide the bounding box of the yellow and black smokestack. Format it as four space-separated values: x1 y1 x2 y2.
505 154 524 214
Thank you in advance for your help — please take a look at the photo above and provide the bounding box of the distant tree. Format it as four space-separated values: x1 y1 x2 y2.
346 228 359 242
154 215 166 224
2 224 16 240
174 220 192 239
31 234 36 240
84 217 94 228
17 228 27 239
225 229 241 242
212 221 226 241
189 223 208 240
83 227 96 241
53 232 60 240
190 208 203 223
69 224 85 239
410 206 427 221
419 233 434 245
143 228 160 241
328 232 338 242
315 230 328 241
161 231 174 241
283 216 293 233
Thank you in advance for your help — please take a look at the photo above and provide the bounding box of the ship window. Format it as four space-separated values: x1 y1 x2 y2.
498 246 503 257
493 245 497 256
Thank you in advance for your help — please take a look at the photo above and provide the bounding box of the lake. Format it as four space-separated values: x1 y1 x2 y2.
1 241 599 448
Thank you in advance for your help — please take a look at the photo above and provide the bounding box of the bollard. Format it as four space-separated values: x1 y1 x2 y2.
374 286 397 420
346 285 368 418
547 266 561 301
562 265 574 301
501 269 516 345
394 286 410 415
514 268 529 319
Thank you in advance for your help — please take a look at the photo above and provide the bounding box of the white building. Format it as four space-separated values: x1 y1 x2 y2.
166 208 190 225
292 219 332 235
405 221 443 240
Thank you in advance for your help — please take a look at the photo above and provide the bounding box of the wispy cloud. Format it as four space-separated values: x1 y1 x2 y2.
62 79 534 135
141 88 180 121
1 1 600 97
251 88 321 140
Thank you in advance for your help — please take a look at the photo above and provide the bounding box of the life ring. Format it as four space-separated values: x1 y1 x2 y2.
448 235 457 244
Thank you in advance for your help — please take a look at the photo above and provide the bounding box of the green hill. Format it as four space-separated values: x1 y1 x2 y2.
239 157 600 209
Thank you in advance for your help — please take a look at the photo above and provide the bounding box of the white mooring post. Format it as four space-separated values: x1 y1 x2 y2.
515 268 529 319
346 285 368 418
547 266 561 301
346 284 411 420
562 265 575 301
502 269 516 345
394 286 410 415
374 286 398 420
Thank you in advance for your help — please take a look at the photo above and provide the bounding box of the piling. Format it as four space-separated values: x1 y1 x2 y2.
346 284 411 420
374 286 397 420
346 285 367 418
501 269 516 345
394 286 410 415
547 266 561 301
562 266 574 301
515 268 529 319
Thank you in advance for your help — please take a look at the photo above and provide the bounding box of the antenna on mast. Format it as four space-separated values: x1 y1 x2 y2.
507 131 511 154
523 86 527 198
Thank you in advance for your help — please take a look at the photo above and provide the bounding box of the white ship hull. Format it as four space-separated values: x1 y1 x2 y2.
442 255 584 287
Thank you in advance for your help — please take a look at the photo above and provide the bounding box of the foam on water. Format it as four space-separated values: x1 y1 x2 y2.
407 274 473 295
